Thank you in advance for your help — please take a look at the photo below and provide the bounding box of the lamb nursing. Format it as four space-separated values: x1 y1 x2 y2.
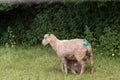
61 60 81 74
42 33 94 75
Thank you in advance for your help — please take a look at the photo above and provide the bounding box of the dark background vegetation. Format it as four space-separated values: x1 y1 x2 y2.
0 1 120 56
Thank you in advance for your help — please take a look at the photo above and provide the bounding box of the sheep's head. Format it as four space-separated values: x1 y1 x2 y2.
42 33 51 46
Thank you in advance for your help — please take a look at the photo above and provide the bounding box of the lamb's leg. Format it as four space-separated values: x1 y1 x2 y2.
62 61 76 74
75 58 85 75
70 62 77 74
71 68 77 74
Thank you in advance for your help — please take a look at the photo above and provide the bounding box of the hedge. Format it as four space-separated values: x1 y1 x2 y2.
0 1 120 56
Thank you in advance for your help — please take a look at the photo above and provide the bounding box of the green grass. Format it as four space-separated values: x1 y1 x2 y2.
0 46 120 80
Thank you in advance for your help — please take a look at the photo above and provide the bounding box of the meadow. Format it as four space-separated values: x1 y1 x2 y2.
0 46 120 80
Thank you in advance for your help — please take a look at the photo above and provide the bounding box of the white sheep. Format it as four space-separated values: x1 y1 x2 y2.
42 33 94 75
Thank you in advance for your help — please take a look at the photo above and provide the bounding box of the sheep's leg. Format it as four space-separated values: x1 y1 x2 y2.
63 62 68 74
61 58 68 74
61 62 65 73
75 50 86 75
90 53 94 74
79 60 85 75
87 46 94 74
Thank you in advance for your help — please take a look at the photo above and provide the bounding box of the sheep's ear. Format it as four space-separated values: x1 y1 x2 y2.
48 32 51 36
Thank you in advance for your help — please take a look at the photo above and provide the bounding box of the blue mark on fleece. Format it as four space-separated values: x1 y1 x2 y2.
83 39 90 47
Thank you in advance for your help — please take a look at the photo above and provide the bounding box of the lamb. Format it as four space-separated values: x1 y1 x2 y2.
61 60 81 74
42 33 94 75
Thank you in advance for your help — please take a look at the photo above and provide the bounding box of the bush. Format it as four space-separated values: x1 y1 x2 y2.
99 27 120 56
0 2 120 57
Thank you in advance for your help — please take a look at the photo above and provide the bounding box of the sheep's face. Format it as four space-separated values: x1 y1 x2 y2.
42 34 51 46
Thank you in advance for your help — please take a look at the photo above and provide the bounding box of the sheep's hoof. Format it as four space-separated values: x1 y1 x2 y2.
64 71 68 75
80 72 83 75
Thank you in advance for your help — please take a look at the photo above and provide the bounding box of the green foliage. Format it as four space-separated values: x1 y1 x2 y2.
6 27 16 47
1 27 16 47
0 3 18 11
84 25 94 44
0 2 120 57
31 4 81 40
99 27 120 56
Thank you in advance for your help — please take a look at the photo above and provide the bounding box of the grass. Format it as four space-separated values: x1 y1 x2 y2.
0 45 120 80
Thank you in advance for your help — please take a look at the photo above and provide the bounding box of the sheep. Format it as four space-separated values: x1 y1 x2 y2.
42 33 94 75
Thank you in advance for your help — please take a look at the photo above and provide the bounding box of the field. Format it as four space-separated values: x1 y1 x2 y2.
0 46 120 80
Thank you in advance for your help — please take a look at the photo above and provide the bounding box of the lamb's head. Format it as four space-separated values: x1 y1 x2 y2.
42 33 51 46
